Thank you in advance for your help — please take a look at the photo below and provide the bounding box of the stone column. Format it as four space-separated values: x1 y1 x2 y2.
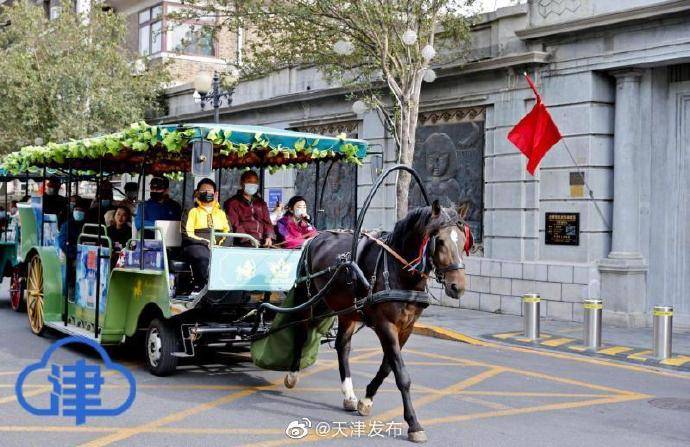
599 70 647 327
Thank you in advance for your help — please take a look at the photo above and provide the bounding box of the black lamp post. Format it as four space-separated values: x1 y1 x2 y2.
193 71 236 124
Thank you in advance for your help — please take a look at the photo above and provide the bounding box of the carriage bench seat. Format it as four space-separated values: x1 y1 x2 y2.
169 260 191 273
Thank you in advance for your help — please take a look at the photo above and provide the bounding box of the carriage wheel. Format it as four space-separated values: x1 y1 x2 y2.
9 266 26 312
26 257 45 335
145 319 178 376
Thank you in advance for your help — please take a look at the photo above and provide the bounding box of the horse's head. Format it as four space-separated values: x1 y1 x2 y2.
425 200 473 299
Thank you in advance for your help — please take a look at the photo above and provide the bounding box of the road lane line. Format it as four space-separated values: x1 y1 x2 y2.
78 350 382 447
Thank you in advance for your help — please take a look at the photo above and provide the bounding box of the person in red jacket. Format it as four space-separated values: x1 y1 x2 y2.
224 170 275 247
276 195 318 249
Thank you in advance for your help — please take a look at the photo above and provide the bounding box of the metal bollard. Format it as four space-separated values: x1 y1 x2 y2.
583 299 603 350
653 306 673 360
522 294 541 340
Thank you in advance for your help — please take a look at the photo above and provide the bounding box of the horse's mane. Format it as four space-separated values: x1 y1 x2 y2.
387 205 460 251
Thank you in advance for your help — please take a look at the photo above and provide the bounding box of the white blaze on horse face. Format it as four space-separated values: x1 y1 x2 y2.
448 229 462 261
341 377 357 400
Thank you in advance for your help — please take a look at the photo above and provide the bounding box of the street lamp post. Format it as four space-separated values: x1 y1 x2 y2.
193 71 236 124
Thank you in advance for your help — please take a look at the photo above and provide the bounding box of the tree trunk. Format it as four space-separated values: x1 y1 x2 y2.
395 83 422 219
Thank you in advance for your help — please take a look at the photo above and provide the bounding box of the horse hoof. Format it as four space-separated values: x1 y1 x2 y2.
343 397 358 411
284 372 299 389
357 398 372 416
408 430 428 443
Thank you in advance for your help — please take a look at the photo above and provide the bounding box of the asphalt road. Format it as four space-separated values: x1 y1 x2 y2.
1 290 690 447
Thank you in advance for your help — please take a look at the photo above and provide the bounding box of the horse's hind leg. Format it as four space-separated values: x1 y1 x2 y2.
336 315 358 411
284 322 308 389
374 322 426 443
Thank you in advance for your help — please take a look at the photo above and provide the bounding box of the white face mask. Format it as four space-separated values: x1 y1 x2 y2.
294 208 307 218
243 183 259 196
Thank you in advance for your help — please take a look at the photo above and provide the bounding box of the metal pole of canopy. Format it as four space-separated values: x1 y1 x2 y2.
138 161 145 271
217 168 223 203
64 159 72 326
95 158 103 338
181 171 187 210
40 164 46 246
313 161 320 229
3 176 8 242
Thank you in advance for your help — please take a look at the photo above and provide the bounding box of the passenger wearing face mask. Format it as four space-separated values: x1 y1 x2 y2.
276 196 318 249
42 176 69 226
134 177 182 232
224 170 275 247
57 198 90 261
182 179 230 291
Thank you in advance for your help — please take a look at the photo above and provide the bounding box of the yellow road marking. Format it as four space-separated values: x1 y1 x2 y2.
627 350 653 361
0 371 20 377
78 350 382 447
660 355 690 367
414 323 488 346
422 393 649 426
492 332 521 340
598 346 633 356
366 367 506 426
414 326 690 380
457 395 511 410
541 338 575 347
0 385 50 404
568 345 587 352
458 391 615 398
0 425 283 435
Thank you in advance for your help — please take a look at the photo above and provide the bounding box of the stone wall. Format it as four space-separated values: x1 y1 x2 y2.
460 257 598 321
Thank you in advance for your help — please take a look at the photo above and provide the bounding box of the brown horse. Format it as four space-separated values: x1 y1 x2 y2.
284 200 471 443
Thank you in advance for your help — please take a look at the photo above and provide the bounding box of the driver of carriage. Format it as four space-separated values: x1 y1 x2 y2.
43 175 69 226
181 178 230 292
224 170 275 247
276 195 318 249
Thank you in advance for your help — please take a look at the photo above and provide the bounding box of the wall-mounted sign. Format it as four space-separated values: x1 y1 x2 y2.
545 212 580 246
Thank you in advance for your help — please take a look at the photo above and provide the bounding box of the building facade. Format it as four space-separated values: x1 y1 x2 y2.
151 0 690 329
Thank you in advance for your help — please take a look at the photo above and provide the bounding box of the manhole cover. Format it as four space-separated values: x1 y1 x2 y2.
648 398 690 412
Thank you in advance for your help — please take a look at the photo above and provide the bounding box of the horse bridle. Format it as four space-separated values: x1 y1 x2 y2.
426 222 471 284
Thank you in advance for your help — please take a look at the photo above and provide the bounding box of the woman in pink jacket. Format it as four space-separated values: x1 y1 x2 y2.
277 196 318 249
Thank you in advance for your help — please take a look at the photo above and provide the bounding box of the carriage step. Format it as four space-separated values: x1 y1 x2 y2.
172 351 195 358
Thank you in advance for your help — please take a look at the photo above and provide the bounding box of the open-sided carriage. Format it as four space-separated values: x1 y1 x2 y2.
1 122 368 375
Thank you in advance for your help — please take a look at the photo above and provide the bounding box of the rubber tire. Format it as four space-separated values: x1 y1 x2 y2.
145 318 179 376
9 266 26 312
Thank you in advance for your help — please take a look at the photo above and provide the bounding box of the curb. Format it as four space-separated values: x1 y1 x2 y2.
412 323 488 346
411 322 690 374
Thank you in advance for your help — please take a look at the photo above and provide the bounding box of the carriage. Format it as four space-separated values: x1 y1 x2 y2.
1 122 368 375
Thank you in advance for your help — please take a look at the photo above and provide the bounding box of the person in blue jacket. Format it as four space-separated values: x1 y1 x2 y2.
134 177 182 233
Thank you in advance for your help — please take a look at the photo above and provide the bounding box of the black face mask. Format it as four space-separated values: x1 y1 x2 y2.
150 191 164 201
199 192 215 203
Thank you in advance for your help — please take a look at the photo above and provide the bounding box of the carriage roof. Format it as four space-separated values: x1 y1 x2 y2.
1 122 368 176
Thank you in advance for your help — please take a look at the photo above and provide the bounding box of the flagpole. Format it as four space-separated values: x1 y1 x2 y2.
558 138 612 231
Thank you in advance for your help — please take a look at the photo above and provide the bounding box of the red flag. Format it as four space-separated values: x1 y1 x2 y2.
507 74 562 175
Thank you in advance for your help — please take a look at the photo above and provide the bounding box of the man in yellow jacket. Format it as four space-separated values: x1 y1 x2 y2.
182 178 230 292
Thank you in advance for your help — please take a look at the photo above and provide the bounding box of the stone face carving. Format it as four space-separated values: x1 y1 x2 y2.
410 110 485 246
294 161 356 230
293 121 359 230
537 0 582 18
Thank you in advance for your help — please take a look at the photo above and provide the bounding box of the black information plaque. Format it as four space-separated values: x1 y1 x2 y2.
545 212 580 246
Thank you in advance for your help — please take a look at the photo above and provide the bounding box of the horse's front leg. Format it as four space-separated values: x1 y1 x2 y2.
375 322 426 443
336 315 358 411
357 323 413 417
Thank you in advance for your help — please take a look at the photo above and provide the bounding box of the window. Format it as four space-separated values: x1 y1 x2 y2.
137 2 217 58
138 5 162 56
